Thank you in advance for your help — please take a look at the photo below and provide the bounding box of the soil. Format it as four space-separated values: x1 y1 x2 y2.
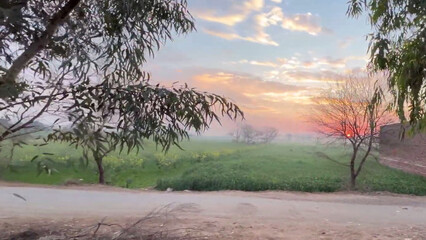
1 182 425 239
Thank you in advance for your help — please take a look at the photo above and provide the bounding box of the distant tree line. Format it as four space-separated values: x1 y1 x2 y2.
230 124 278 144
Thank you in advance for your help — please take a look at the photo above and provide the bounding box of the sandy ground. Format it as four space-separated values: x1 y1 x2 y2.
0 183 425 239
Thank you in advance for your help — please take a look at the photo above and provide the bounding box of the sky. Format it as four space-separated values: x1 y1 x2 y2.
145 0 372 136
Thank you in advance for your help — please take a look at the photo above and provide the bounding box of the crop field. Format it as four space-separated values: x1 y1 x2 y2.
1 139 425 195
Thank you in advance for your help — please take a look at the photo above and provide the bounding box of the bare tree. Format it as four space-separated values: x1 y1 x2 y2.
261 127 278 143
229 127 241 143
231 124 278 144
240 124 259 144
311 75 393 189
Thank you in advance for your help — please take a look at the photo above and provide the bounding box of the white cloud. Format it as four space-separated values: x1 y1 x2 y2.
227 59 278 67
197 3 330 46
338 38 353 49
228 55 367 70
223 54 368 89
258 7 331 36
191 0 264 26
249 60 279 67
202 28 279 46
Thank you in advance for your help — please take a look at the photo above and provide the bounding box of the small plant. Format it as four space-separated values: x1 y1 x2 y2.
154 153 178 169
125 178 133 188
104 155 145 169
190 152 220 163
103 155 124 169
57 155 70 162
128 157 145 169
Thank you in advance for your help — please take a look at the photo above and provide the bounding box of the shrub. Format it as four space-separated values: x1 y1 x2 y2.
154 153 178 169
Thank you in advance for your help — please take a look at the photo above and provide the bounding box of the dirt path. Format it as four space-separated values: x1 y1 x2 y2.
1 184 425 239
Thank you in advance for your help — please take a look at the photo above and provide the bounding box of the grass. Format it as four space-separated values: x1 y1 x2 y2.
1 139 425 195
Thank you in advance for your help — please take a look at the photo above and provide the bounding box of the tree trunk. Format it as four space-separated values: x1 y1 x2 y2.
350 171 356 189
95 156 105 184
355 135 374 177
349 144 359 190
350 162 356 189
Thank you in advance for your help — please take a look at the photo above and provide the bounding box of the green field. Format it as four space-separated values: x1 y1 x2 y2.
1 139 425 195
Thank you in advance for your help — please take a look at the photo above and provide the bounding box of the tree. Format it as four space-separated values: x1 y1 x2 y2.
240 124 259 144
0 0 198 141
0 0 194 93
230 126 242 143
231 124 278 144
347 0 426 131
47 84 241 184
0 0 244 182
0 117 48 166
0 74 65 144
310 75 392 188
261 127 278 143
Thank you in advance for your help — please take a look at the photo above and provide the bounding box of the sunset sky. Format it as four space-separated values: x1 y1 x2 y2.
145 0 371 135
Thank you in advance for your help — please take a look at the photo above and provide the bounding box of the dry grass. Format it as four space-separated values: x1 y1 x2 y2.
2 204 205 240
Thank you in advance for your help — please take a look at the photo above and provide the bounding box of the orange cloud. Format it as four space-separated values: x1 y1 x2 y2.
190 71 320 132
196 13 246 26
201 29 243 41
200 4 330 46
248 91 317 104
192 0 264 26
193 72 306 97
150 68 321 134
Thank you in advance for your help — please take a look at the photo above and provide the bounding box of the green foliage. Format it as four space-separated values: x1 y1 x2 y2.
47 83 243 155
347 0 426 131
45 83 243 184
156 143 426 195
1 140 425 195
0 0 195 92
0 0 243 182
157 165 344 192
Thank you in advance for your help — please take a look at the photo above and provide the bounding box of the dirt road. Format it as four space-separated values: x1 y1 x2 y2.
1 185 425 239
